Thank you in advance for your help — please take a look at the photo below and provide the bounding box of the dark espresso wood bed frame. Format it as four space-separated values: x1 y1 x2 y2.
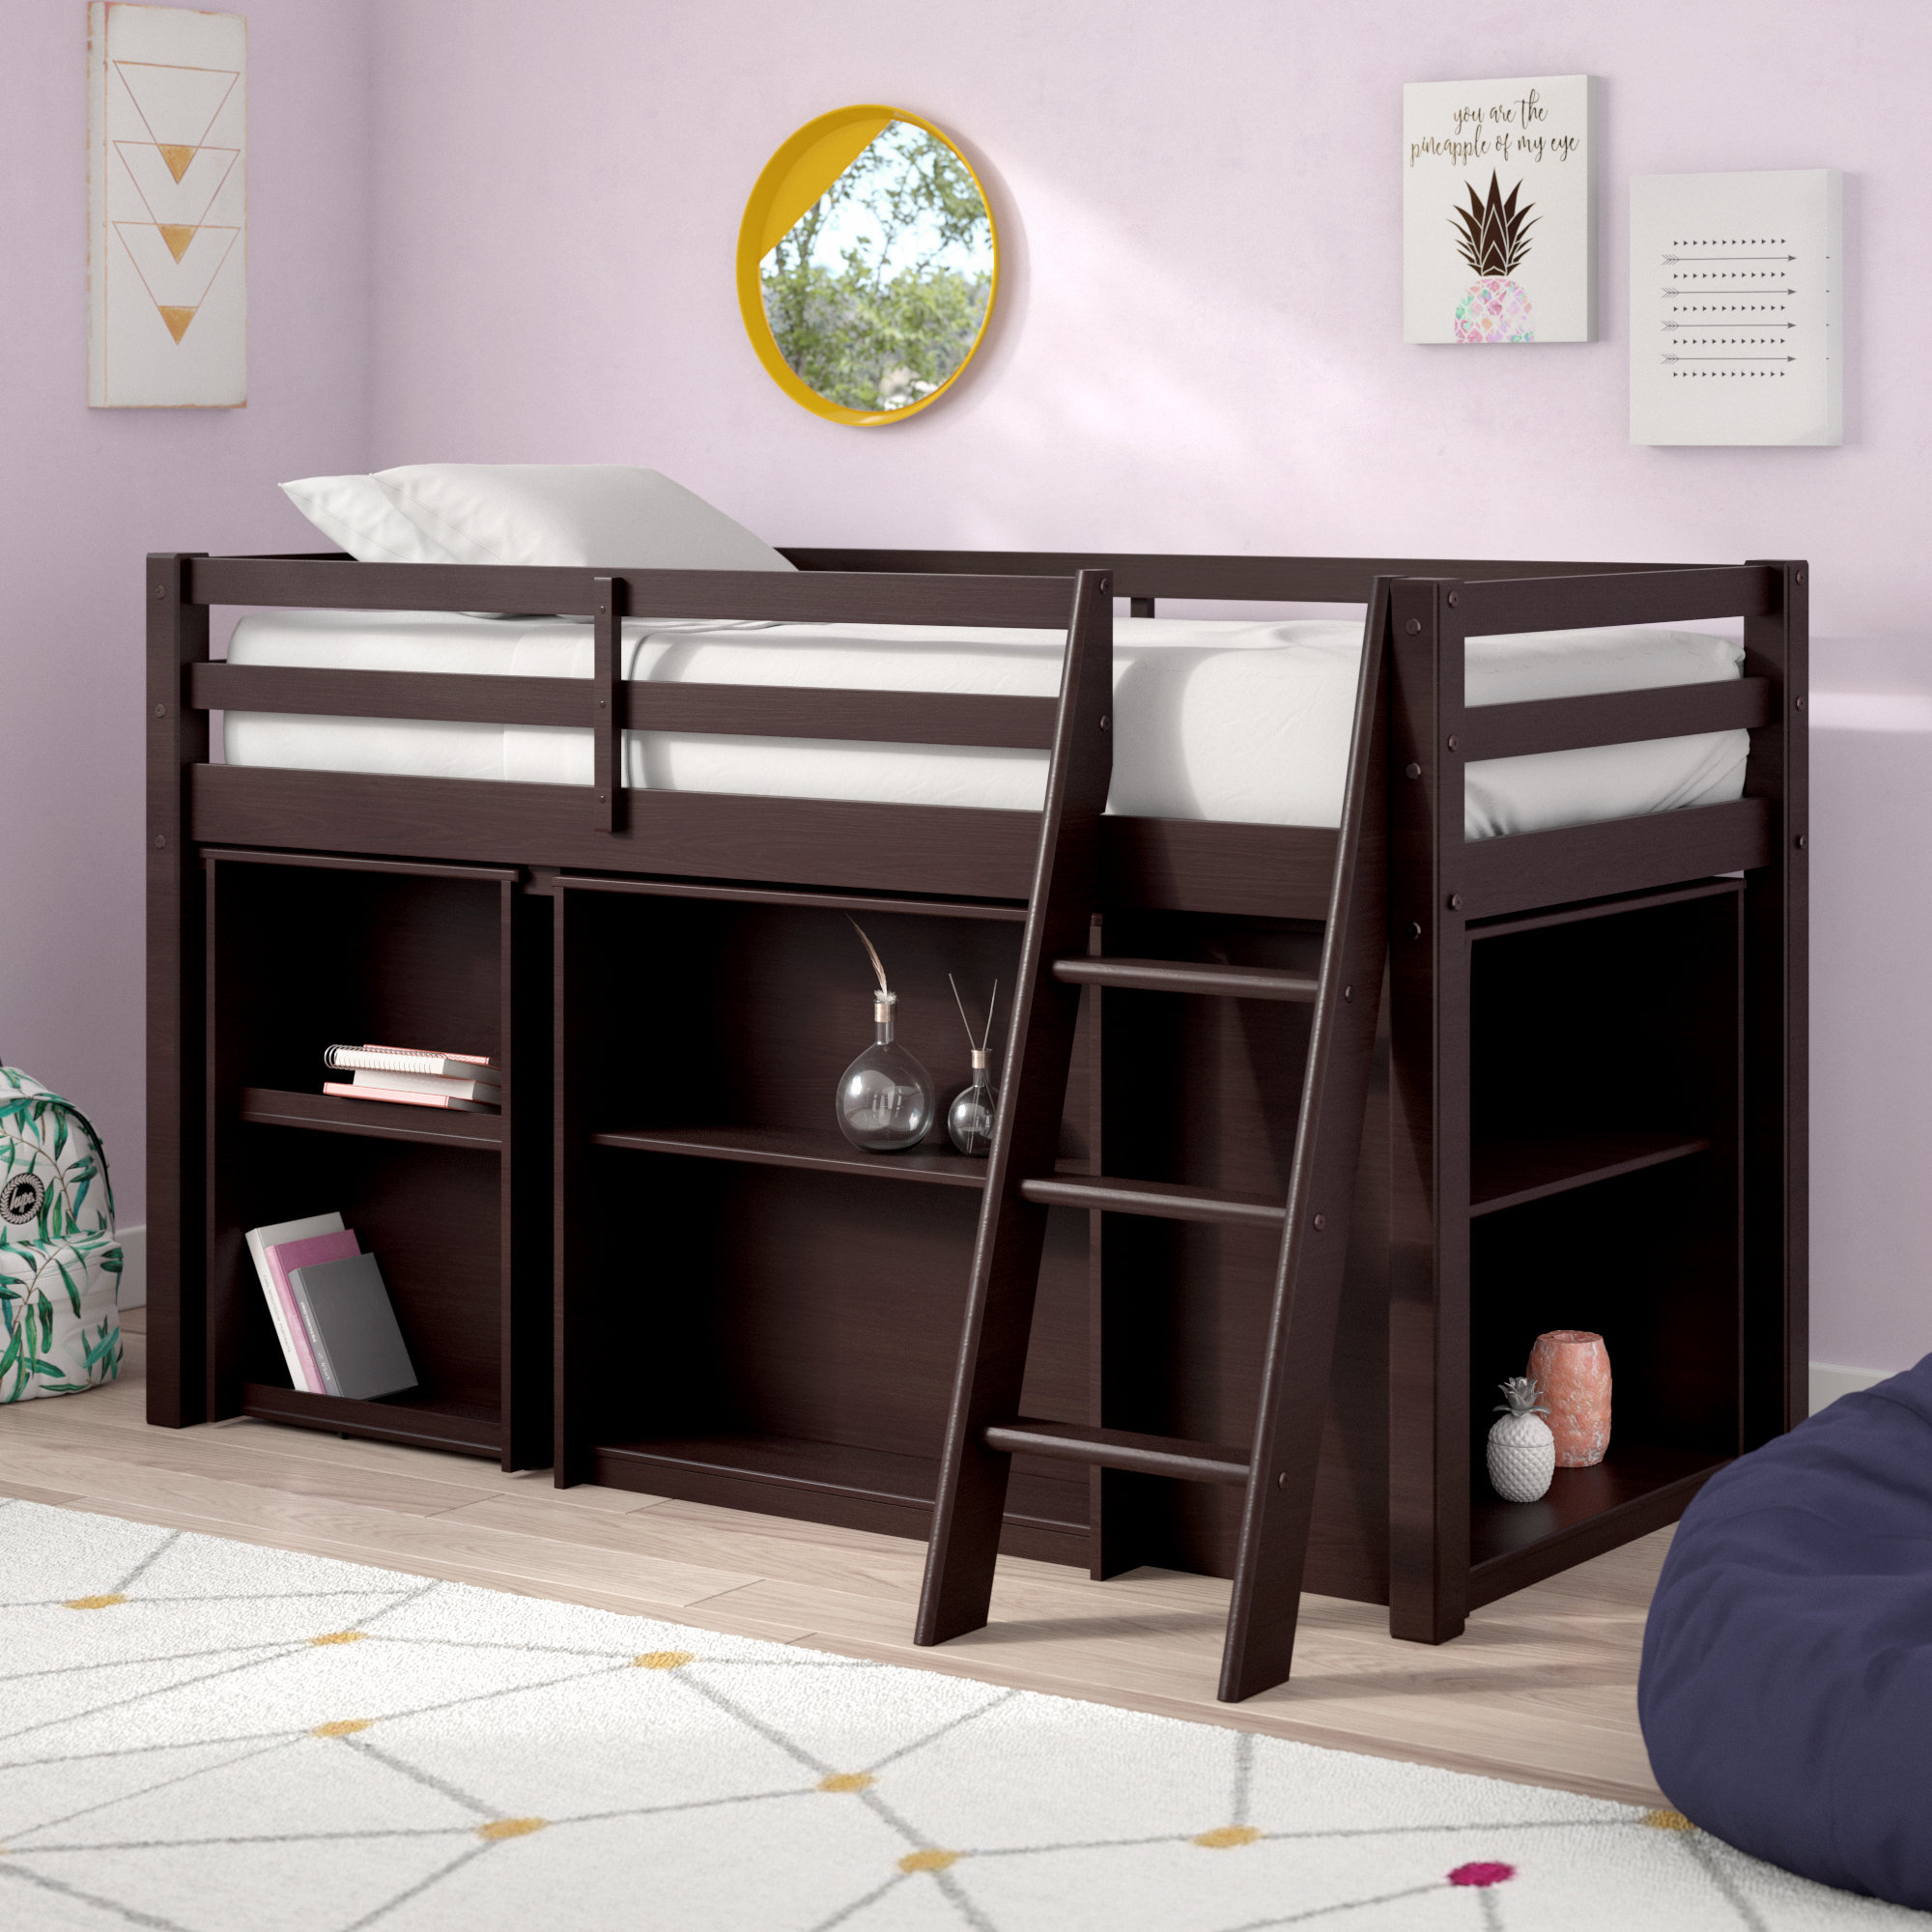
146 547 1806 1697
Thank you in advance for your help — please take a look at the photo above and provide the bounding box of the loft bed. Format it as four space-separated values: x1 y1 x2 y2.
146 545 1806 1698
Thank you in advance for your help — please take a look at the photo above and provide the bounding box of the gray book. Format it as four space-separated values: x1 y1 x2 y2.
286 1252 418 1400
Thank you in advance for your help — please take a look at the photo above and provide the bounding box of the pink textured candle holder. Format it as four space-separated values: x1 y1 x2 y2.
1527 1330 1611 1467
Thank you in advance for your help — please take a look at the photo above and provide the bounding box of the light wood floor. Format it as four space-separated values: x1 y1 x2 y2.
1 1311 1669 1808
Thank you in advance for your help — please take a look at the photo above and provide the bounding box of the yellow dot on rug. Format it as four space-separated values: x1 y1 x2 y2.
1195 1826 1261 1849
478 1818 547 1840
64 1595 128 1610
1642 1808 1696 1832
898 1849 961 1873
634 1650 694 1670
311 1719 373 1738
819 1773 874 1793
310 1632 367 1646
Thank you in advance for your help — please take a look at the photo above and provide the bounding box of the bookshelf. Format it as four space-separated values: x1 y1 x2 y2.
201 850 550 1468
552 875 1092 1567
1462 883 1746 1604
193 853 1752 1599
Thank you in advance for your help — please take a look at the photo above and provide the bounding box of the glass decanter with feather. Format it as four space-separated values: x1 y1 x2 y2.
834 922 937 1152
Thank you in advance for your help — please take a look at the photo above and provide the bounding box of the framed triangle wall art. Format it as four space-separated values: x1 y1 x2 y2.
88 3 245 408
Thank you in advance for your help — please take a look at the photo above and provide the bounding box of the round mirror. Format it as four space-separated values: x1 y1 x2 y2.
737 106 1000 426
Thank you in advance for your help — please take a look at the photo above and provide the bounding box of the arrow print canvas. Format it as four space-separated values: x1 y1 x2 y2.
1404 76 1596 344
1630 170 1842 445
88 3 245 408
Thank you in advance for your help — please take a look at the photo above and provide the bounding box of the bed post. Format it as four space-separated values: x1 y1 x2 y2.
1386 575 1472 1646
146 552 209 1428
1742 560 1808 1440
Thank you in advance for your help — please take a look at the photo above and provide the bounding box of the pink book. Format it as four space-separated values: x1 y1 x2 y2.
264 1230 360 1392
323 1082 497 1114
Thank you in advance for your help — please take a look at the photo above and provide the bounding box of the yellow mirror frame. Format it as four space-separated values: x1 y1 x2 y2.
736 105 1001 427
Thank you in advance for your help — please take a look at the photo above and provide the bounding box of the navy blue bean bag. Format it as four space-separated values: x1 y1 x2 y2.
1639 1354 1932 1910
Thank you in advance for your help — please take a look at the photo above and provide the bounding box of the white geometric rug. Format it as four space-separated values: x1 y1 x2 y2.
0 1500 1920 1932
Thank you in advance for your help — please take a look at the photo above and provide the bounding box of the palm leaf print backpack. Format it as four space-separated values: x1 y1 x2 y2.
0 1067 123 1401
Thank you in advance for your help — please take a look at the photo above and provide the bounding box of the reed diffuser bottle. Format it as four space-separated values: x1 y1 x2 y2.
835 923 937 1152
945 975 1001 1156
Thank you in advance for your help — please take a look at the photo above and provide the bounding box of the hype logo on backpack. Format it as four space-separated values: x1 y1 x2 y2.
0 1067 123 1401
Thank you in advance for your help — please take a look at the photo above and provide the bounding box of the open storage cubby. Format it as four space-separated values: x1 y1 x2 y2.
554 876 1092 1562
202 851 551 1466
1463 882 1744 1594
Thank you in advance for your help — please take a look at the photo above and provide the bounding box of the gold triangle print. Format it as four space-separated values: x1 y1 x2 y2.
159 224 196 263
113 62 240 152
157 306 197 344
158 144 197 183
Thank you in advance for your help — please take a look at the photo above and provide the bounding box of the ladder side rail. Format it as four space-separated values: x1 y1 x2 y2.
1216 582 1394 1701
1386 577 1474 1646
915 569 1117 1646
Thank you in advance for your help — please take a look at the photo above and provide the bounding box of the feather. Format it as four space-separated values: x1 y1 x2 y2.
849 919 891 997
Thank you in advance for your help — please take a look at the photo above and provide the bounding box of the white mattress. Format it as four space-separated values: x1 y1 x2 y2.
222 611 1749 839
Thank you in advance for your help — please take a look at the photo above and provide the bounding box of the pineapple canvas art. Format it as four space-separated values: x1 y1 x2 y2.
1451 173 1538 343
1403 74 1596 343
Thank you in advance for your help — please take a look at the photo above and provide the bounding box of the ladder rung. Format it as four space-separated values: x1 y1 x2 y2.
1052 956 1319 1002
1020 1174 1288 1226
982 1417 1251 1485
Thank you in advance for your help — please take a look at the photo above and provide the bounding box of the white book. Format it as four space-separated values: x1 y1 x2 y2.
349 1067 501 1101
243 1211 344 1392
324 1044 497 1080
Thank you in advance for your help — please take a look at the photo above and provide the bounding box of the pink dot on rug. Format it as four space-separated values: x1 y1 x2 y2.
1447 1861 1516 1888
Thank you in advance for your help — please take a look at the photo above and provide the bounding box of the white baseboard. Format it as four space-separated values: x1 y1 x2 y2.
116 1225 145 1309
1808 1360 1889 1414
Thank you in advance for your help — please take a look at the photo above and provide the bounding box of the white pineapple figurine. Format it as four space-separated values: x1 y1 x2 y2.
1488 1377 1555 1502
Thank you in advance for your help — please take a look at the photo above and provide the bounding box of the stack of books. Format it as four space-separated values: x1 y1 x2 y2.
244 1213 418 1400
322 1043 501 1113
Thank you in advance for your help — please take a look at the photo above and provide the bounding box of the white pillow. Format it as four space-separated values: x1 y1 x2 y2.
371 465 795 572
279 474 465 564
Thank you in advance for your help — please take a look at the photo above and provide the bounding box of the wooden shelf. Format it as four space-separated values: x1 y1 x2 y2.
587 1123 990 1188
239 1087 504 1151
593 1432 1088 1563
241 1383 500 1457
1469 1130 1710 1217
1469 1442 1727 1604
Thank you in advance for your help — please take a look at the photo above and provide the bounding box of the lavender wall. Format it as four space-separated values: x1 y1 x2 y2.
1 0 373 1227
362 0 1932 1373
363 0 1923 633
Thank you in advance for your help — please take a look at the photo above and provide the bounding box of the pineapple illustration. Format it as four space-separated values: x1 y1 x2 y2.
1487 1376 1555 1502
1451 172 1539 344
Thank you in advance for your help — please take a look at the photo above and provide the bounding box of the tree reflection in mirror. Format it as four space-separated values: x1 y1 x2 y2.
760 122 995 415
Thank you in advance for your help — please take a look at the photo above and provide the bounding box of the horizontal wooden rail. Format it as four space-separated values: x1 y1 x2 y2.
1021 1174 1288 1226
186 765 1350 920
1460 796 1772 920
783 549 1702 606
1454 566 1779 637
190 764 1046 901
1460 677 1772 761
981 1419 1251 1485
185 554 1088 629
1052 956 1319 1001
192 662 1059 750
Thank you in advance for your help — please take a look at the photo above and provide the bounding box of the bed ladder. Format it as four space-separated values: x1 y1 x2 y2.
915 585 1392 1702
